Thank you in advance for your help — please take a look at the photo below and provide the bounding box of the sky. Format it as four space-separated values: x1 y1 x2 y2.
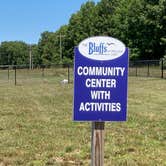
0 0 100 44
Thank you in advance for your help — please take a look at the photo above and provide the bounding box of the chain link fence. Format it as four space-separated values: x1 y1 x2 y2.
129 59 166 78
0 64 73 86
0 60 165 86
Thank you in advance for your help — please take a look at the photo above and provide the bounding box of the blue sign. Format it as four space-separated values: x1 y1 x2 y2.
73 36 128 121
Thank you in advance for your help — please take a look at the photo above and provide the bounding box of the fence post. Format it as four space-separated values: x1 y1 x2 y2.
42 65 45 77
161 59 164 79
14 66 17 85
135 61 138 77
147 62 150 77
8 65 10 80
68 64 70 83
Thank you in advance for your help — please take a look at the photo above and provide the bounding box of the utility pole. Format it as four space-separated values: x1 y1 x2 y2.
60 33 62 60
59 33 65 61
29 44 32 69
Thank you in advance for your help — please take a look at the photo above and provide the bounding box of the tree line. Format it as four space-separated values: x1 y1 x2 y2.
0 0 166 66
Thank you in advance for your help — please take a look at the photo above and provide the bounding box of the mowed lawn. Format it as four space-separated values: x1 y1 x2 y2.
0 77 166 165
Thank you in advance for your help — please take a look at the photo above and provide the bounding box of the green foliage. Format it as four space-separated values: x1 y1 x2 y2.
58 0 166 60
63 1 97 59
38 31 60 65
111 0 166 59
0 41 29 65
61 57 73 65
1 0 166 64
31 44 42 66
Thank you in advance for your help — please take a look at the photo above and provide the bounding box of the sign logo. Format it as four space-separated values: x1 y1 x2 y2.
78 36 125 61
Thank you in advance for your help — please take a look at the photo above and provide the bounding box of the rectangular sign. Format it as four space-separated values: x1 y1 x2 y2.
73 36 128 121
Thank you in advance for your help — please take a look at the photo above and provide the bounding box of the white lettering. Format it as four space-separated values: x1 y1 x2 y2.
77 66 125 76
79 102 84 111
79 102 121 112
91 91 111 100
116 103 121 112
85 102 91 111
77 66 83 75
85 78 91 87
85 78 116 88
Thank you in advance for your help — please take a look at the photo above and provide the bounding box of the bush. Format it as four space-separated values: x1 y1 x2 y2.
61 57 73 66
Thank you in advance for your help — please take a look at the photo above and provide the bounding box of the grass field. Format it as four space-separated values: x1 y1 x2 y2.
0 76 166 165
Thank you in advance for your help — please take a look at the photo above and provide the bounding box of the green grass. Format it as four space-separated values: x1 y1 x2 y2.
0 76 166 165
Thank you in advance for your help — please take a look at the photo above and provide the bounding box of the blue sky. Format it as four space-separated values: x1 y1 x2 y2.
0 0 100 44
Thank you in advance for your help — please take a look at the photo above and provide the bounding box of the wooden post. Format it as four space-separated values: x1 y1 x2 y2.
8 65 10 80
91 122 105 166
135 65 137 77
14 66 17 85
42 65 45 77
135 61 138 77
29 45 32 70
161 59 164 79
68 64 70 83
147 62 150 77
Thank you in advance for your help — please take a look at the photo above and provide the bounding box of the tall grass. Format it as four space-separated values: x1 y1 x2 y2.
0 77 165 165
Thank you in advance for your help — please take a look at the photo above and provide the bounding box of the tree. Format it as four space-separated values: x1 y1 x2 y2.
38 31 59 64
0 41 29 65
63 1 97 59
31 44 42 66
